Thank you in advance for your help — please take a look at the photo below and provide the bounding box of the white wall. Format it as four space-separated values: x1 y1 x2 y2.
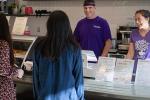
20 0 150 38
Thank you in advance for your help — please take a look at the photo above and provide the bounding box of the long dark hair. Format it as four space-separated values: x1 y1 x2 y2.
0 13 14 66
135 9 150 25
38 10 79 61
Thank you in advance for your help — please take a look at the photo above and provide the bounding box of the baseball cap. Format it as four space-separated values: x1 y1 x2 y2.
83 0 95 6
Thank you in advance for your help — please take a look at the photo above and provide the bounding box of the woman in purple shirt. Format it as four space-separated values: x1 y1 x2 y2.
127 9 150 60
127 9 150 81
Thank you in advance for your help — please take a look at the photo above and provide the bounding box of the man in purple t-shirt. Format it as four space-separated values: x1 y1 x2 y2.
74 0 112 59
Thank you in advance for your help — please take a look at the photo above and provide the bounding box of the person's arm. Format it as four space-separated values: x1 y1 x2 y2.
126 43 134 59
101 19 112 57
0 41 18 78
101 39 112 57
73 48 84 100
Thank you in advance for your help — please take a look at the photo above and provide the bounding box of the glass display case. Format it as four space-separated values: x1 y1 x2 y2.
12 35 37 69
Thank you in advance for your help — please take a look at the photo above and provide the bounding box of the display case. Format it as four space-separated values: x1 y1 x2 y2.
12 35 37 69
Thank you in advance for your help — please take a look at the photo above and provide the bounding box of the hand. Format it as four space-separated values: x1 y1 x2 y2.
23 61 33 71
17 69 24 78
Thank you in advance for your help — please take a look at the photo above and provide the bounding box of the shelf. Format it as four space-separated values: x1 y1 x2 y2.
12 35 37 42
14 55 25 59
6 14 50 16
119 31 132 33
14 49 26 59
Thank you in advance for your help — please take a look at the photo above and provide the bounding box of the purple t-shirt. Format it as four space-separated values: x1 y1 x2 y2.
74 16 112 58
130 29 150 60
130 29 150 81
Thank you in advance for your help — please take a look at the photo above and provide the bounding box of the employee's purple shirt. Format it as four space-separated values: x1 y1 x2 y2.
131 29 150 60
130 29 150 78
74 16 112 58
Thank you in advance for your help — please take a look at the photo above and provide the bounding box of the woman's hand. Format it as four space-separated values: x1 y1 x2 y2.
17 69 24 78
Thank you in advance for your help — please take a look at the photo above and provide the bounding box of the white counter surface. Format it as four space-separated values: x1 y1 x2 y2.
14 62 150 100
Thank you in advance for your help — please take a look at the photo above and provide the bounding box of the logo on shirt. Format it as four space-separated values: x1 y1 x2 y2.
93 25 101 29
135 39 149 59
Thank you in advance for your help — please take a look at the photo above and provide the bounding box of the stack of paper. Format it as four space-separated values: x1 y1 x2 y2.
96 57 116 82
114 58 134 84
135 59 150 86
82 50 97 62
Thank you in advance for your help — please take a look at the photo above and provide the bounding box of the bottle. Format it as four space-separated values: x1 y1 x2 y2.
3 1 8 13
13 6 18 15
0 1 2 12
0 1 4 12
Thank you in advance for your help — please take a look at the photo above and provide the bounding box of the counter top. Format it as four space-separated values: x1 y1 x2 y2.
14 62 150 100
14 74 150 100
84 79 150 100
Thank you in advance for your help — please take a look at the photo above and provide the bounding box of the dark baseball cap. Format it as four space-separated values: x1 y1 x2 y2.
83 0 95 6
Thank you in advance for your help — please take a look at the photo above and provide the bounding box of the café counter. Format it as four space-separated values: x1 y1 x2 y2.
14 74 150 100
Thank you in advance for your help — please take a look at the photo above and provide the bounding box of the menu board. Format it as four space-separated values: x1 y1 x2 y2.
12 17 28 35
83 63 97 79
114 58 134 84
96 57 116 82
135 59 150 86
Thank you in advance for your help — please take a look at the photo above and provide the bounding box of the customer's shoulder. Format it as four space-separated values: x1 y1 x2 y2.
67 46 81 54
0 39 9 47
33 37 46 50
